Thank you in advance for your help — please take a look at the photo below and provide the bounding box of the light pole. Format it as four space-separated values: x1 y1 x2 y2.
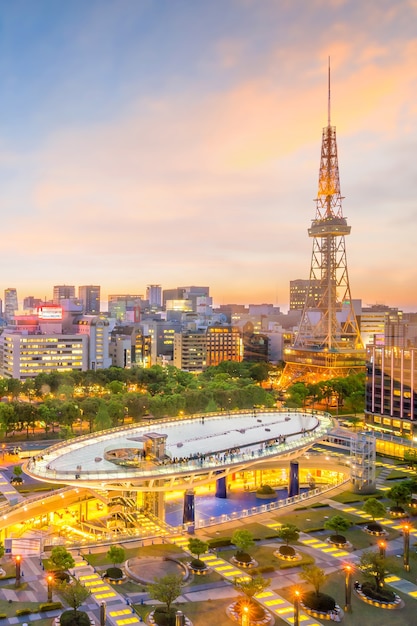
294 590 300 626
241 605 250 626
344 565 352 613
403 523 411 572
15 555 21 587
378 539 386 559
100 601 106 626
47 574 53 602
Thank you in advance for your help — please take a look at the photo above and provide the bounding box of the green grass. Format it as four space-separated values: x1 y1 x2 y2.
0 599 42 617
133 599 235 626
331 490 385 503
82 542 184 567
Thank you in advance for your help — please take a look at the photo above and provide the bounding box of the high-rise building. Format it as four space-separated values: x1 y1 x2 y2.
206 325 243 367
4 288 18 321
365 345 417 437
281 70 365 387
23 296 43 310
79 285 100 315
173 330 207 372
289 279 321 311
53 285 75 303
146 284 162 308
108 294 143 322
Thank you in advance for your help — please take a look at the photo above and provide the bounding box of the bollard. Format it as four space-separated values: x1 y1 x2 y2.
175 610 185 626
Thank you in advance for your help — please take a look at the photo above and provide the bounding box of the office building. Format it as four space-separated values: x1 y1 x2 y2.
146 285 162 308
289 279 321 311
79 285 101 315
4 288 18 321
108 295 144 322
53 285 75 303
365 345 417 437
206 325 243 367
173 330 207 372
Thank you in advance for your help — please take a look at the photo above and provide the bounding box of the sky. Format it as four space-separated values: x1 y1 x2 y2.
1 0 417 312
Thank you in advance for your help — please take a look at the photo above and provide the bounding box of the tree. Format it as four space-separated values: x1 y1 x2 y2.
49 546 75 572
360 549 387 588
93 403 112 432
324 515 351 543
188 538 208 568
387 483 411 511
299 564 328 596
107 545 125 567
277 523 299 547
277 523 299 557
363 497 386 521
147 573 183 617
232 529 255 559
233 573 270 603
56 578 91 622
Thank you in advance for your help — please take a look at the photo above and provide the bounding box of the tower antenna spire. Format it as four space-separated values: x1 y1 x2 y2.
328 56 331 126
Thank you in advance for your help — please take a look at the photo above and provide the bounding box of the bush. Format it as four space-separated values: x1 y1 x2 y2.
52 570 71 582
39 602 63 611
303 591 336 612
251 565 275 575
153 607 176 626
60 610 91 626
256 484 275 495
328 534 347 545
16 609 32 616
366 522 384 533
208 537 231 548
235 551 252 563
105 567 123 579
190 558 206 570
0 613 6 619
279 545 295 557
361 582 396 603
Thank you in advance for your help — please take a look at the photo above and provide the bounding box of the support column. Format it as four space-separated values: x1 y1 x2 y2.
288 460 299 497
183 489 195 524
215 476 227 499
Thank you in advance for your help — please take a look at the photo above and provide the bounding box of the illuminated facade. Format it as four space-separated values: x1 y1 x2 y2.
75 317 111 370
206 325 243 366
289 279 321 311
281 70 364 387
365 345 417 437
52 285 75 303
0 332 88 379
173 330 207 372
4 288 18 321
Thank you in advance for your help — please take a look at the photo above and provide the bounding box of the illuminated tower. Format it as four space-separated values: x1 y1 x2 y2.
281 66 365 387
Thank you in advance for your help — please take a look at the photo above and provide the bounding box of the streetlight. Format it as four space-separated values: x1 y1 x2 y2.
47 574 54 602
15 555 21 587
293 589 300 626
241 605 250 626
344 565 352 613
378 539 386 559
403 522 411 572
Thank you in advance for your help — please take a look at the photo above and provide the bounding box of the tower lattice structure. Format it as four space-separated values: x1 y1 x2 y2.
280 73 365 388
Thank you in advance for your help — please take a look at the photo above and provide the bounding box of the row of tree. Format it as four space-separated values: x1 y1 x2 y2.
284 373 365 414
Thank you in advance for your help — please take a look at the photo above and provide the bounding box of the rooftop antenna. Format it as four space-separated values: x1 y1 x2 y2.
328 56 331 126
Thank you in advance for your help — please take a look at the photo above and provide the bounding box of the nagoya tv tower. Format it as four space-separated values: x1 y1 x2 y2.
281 63 365 388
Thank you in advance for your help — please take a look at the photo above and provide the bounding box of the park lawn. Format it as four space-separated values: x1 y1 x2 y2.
133 599 235 626
0 598 41 617
280 568 417 626
385 469 411 480
331 490 385 504
272 506 365 532
83 542 184 567
204 521 275 541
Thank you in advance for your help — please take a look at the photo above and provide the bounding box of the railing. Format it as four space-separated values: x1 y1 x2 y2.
25 409 334 484
193 471 349 529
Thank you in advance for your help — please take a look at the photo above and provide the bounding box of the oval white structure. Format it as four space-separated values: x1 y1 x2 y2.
24 409 333 491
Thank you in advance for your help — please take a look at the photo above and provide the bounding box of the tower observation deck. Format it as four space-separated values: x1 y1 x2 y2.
281 68 365 388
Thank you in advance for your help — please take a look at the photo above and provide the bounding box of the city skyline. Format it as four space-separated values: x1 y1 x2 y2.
1 1 417 310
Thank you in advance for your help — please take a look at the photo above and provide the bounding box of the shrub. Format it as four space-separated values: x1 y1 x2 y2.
105 567 123 579
256 484 275 495
39 602 63 611
0 613 6 619
190 558 206 570
235 551 252 563
361 582 396 603
16 609 32 616
279 545 295 557
366 522 384 533
153 606 176 626
303 591 335 612
60 610 91 626
208 537 231 548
